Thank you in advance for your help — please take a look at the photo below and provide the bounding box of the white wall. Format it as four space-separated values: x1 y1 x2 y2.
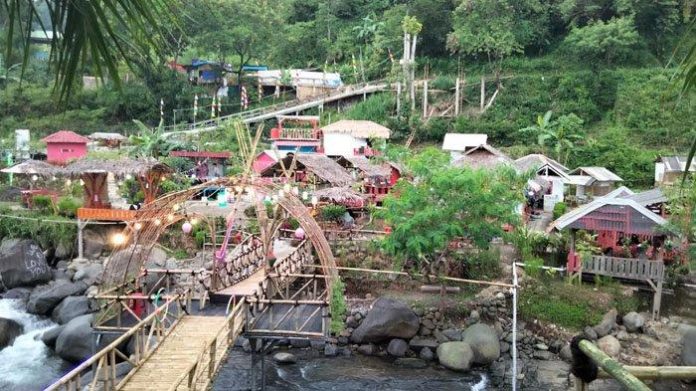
324 133 366 156
655 162 665 184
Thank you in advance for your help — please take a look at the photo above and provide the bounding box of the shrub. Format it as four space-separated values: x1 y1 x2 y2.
520 282 603 329
32 195 54 212
321 205 347 222
330 278 347 335
462 250 501 280
524 257 544 278
431 75 456 90
552 202 567 220
57 196 81 218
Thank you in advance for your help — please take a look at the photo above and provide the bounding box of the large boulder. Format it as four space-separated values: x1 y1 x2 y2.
82 230 106 259
682 328 696 366
350 298 420 343
0 317 23 349
41 325 65 349
597 335 621 358
622 312 645 333
52 296 92 325
56 314 94 363
273 352 297 364
3 287 32 304
593 309 617 338
27 281 88 315
72 263 103 286
436 342 474 372
0 239 52 289
462 323 500 365
107 246 167 288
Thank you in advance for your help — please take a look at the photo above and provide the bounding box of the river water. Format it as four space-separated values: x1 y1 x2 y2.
0 299 71 391
214 348 489 391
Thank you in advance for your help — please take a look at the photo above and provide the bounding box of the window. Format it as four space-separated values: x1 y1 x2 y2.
61 148 74 153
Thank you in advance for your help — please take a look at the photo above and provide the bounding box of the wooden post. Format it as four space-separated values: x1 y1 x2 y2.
422 80 428 118
652 279 663 320
578 339 651 391
480 75 485 111
77 220 86 260
454 77 460 116
396 82 401 114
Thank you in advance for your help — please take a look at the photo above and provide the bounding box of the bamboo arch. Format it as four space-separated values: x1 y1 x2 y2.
101 176 338 292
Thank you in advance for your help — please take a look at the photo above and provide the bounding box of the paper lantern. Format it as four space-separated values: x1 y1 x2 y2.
182 222 193 234
31 175 38 181
294 227 305 240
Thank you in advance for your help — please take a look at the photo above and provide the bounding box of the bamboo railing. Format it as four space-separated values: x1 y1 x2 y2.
167 301 246 391
46 291 190 391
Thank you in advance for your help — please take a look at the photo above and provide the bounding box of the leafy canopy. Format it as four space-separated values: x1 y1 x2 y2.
378 148 524 267
563 17 640 66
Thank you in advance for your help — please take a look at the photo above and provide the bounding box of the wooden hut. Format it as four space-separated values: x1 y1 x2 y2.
1 160 62 207
515 154 571 211
260 153 352 188
63 158 172 220
569 166 623 197
335 155 396 201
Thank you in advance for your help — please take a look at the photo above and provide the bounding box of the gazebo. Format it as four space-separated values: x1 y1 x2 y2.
63 158 172 215
1 159 63 207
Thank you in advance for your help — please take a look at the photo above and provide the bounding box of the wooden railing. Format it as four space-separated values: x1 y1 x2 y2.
167 301 246 391
46 291 190 391
582 255 664 281
77 207 138 221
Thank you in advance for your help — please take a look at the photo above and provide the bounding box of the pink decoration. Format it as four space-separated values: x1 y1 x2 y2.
182 222 193 234
294 227 305 240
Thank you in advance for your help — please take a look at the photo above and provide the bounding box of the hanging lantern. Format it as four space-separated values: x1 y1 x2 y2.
154 219 162 226
182 222 193 234
79 179 85 186
311 196 318 206
65 179 72 186
172 204 180 211
126 174 132 180
278 190 285 198
283 183 291 193
302 191 309 201
51 176 57 181
167 214 174 222
31 175 38 181
294 227 305 240
134 222 143 231
292 186 299 196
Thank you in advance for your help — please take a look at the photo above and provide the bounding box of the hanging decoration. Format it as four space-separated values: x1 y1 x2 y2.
160 98 164 123
193 94 198 123
182 221 193 234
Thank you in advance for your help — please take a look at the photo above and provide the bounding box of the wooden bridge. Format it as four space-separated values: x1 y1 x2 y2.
162 80 388 137
47 239 329 391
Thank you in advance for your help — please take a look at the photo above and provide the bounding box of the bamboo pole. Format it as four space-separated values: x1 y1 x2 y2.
597 366 696 381
454 77 460 116
578 340 651 391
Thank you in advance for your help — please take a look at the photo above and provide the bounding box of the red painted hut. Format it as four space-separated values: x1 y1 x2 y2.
42 130 89 164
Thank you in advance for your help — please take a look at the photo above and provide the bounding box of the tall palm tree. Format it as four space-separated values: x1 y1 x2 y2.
1 0 176 101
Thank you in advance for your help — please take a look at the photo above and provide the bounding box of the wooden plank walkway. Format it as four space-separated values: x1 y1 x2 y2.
119 316 227 391
217 268 266 297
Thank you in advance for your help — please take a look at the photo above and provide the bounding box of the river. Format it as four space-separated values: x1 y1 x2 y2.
213 348 489 391
0 299 71 391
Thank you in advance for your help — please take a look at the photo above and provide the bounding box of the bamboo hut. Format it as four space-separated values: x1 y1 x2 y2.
1 159 62 177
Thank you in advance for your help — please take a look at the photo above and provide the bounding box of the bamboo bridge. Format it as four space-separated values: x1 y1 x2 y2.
46 238 329 391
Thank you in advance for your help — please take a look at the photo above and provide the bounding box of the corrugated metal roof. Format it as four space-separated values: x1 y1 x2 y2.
442 133 488 151
622 188 668 206
550 198 667 232
571 167 623 182
602 186 635 199
567 175 594 186
659 156 696 173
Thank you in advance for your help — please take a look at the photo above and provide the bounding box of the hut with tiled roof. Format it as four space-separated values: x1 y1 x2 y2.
42 130 89 164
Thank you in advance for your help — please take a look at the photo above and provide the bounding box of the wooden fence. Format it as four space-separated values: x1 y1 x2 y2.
582 255 664 281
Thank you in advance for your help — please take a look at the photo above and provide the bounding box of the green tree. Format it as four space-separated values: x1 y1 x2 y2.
377 148 524 269
192 0 280 82
520 111 584 164
563 17 640 66
129 119 180 158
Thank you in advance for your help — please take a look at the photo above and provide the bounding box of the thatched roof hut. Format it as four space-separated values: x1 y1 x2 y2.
321 120 391 139
63 158 171 178
313 186 366 207
339 156 391 177
64 158 172 207
1 159 62 177
262 153 353 186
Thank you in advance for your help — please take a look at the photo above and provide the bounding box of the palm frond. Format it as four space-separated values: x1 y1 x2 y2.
1 0 178 102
